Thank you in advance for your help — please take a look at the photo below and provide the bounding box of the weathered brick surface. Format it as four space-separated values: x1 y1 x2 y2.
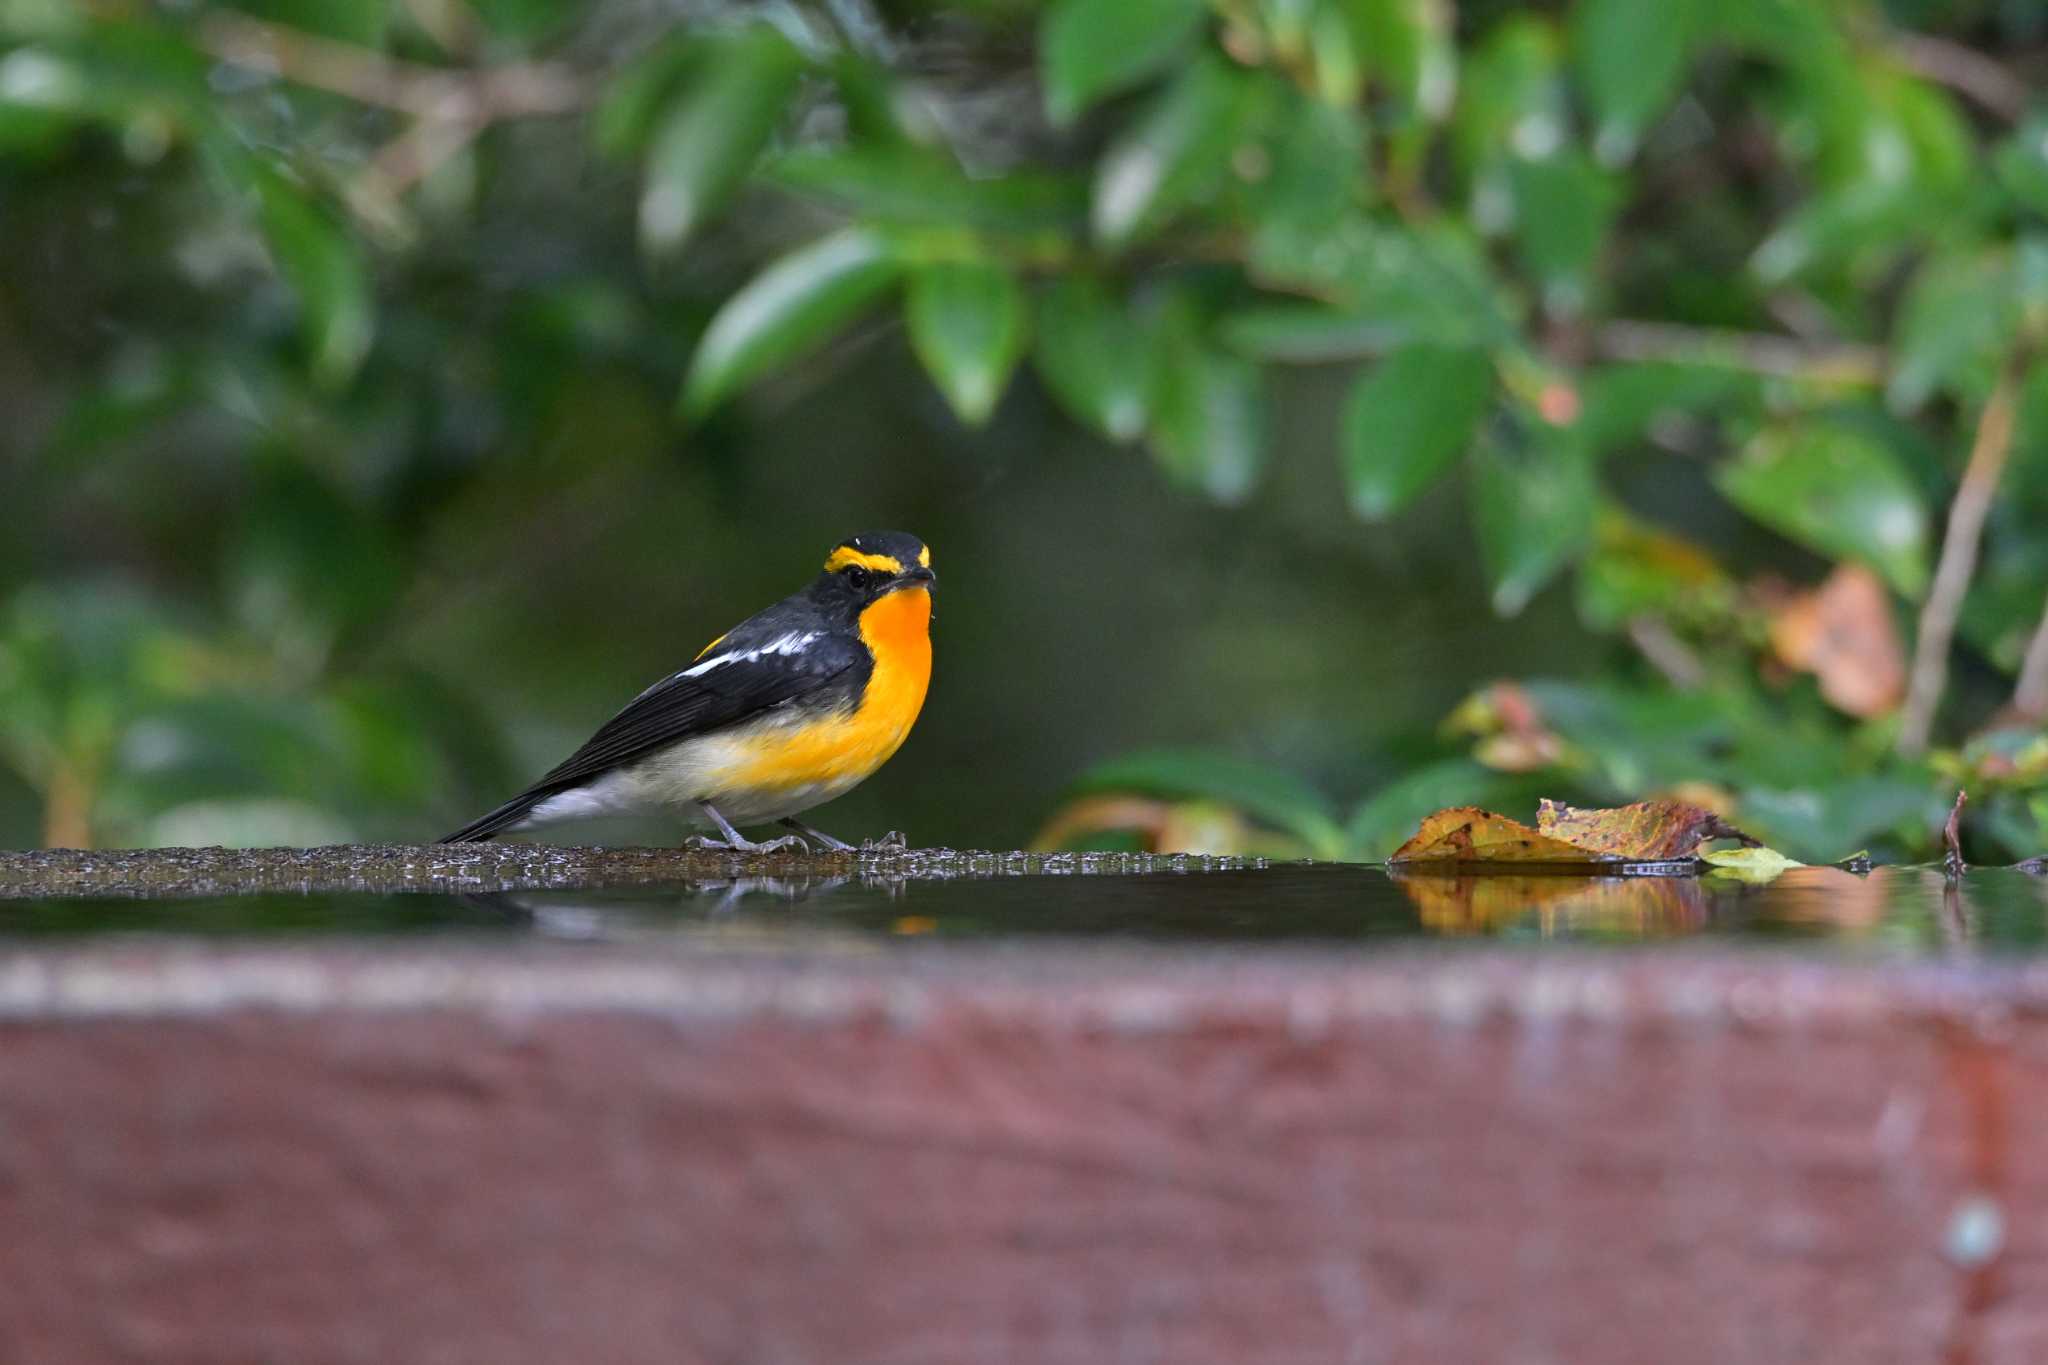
0 946 2044 1364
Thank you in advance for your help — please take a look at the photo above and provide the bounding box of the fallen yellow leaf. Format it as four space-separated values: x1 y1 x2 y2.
1700 846 1805 883
1389 806 1610 864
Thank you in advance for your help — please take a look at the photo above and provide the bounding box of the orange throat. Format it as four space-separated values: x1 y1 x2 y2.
713 585 932 800
857 586 933 732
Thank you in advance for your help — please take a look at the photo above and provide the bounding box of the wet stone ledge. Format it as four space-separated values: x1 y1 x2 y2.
2 946 2048 1364
0 843 1265 900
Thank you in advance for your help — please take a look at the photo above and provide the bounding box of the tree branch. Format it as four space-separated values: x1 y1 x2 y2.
1891 32 2032 123
194 12 587 235
1897 354 2028 756
1626 616 1706 689
195 11 586 120
2014 598 2048 721
1592 320 1885 386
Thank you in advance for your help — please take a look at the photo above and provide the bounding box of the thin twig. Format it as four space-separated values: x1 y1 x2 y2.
195 12 586 234
1944 788 1968 880
1892 32 2032 122
1626 616 1706 689
345 112 487 233
1593 319 1885 386
1898 355 2028 756
402 0 484 57
2014 598 2048 720
196 11 586 119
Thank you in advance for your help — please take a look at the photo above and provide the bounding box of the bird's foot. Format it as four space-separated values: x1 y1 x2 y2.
690 800 805 854
862 830 909 851
779 817 854 852
684 832 808 854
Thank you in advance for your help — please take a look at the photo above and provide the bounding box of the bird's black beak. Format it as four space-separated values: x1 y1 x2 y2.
887 564 935 620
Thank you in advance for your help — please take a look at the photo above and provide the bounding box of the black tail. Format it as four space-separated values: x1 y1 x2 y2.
437 788 552 843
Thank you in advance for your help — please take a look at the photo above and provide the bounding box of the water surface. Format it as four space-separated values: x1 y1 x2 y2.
4 860 2046 957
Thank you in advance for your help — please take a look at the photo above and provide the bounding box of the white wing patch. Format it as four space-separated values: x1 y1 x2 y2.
678 631 821 679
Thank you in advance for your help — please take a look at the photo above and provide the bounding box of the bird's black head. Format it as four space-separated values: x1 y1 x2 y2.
811 530 935 617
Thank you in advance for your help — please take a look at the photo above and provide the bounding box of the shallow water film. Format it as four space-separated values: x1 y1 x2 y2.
2 846 2044 956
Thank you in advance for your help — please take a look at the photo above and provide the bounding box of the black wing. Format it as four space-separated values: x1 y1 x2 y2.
439 628 865 842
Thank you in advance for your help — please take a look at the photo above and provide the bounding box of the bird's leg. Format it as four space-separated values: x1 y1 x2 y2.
779 817 854 851
863 830 909 851
686 801 806 853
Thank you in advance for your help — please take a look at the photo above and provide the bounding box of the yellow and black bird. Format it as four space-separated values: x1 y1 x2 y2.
440 531 935 850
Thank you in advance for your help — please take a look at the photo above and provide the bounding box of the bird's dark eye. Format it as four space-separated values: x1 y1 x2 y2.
843 566 871 591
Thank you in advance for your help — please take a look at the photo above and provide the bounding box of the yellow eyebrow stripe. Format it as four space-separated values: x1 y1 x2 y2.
918 545 931 568
824 546 905 575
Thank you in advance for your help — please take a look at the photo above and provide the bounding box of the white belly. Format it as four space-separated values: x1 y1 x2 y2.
518 715 872 832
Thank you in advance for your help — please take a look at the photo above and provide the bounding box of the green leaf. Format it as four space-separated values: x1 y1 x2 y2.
1470 425 1598 615
1334 0 1456 123
1072 748 1344 858
1575 362 1761 455
1700 846 1803 884
466 0 575 41
1738 778 1944 865
1092 57 1262 249
1750 183 1931 285
1571 0 1700 163
766 146 1087 234
1341 345 1494 519
1994 113 2048 217
905 261 1027 426
1574 508 1734 632
1040 0 1207 126
1218 305 1407 363
681 228 903 417
249 169 373 390
1451 16 1564 178
1715 422 1929 596
592 35 705 158
1507 149 1622 317
1033 277 1156 442
1149 322 1267 504
1887 248 2021 414
237 0 388 46
1255 90 1367 244
1247 218 1518 349
826 54 916 147
638 27 802 255
1308 4 1363 107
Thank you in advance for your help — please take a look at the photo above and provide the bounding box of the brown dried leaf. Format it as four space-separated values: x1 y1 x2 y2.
1767 563 1905 718
1536 798 1756 861
1388 807 1610 864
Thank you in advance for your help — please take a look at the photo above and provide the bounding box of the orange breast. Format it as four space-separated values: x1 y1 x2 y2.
719 588 932 795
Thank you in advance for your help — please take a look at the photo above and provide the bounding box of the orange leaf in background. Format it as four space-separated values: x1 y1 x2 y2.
1442 681 1566 773
1029 795 1253 856
1389 807 1608 864
1536 798 1756 861
1768 563 1905 718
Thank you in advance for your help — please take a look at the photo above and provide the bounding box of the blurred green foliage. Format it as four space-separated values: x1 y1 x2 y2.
1 0 2046 860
